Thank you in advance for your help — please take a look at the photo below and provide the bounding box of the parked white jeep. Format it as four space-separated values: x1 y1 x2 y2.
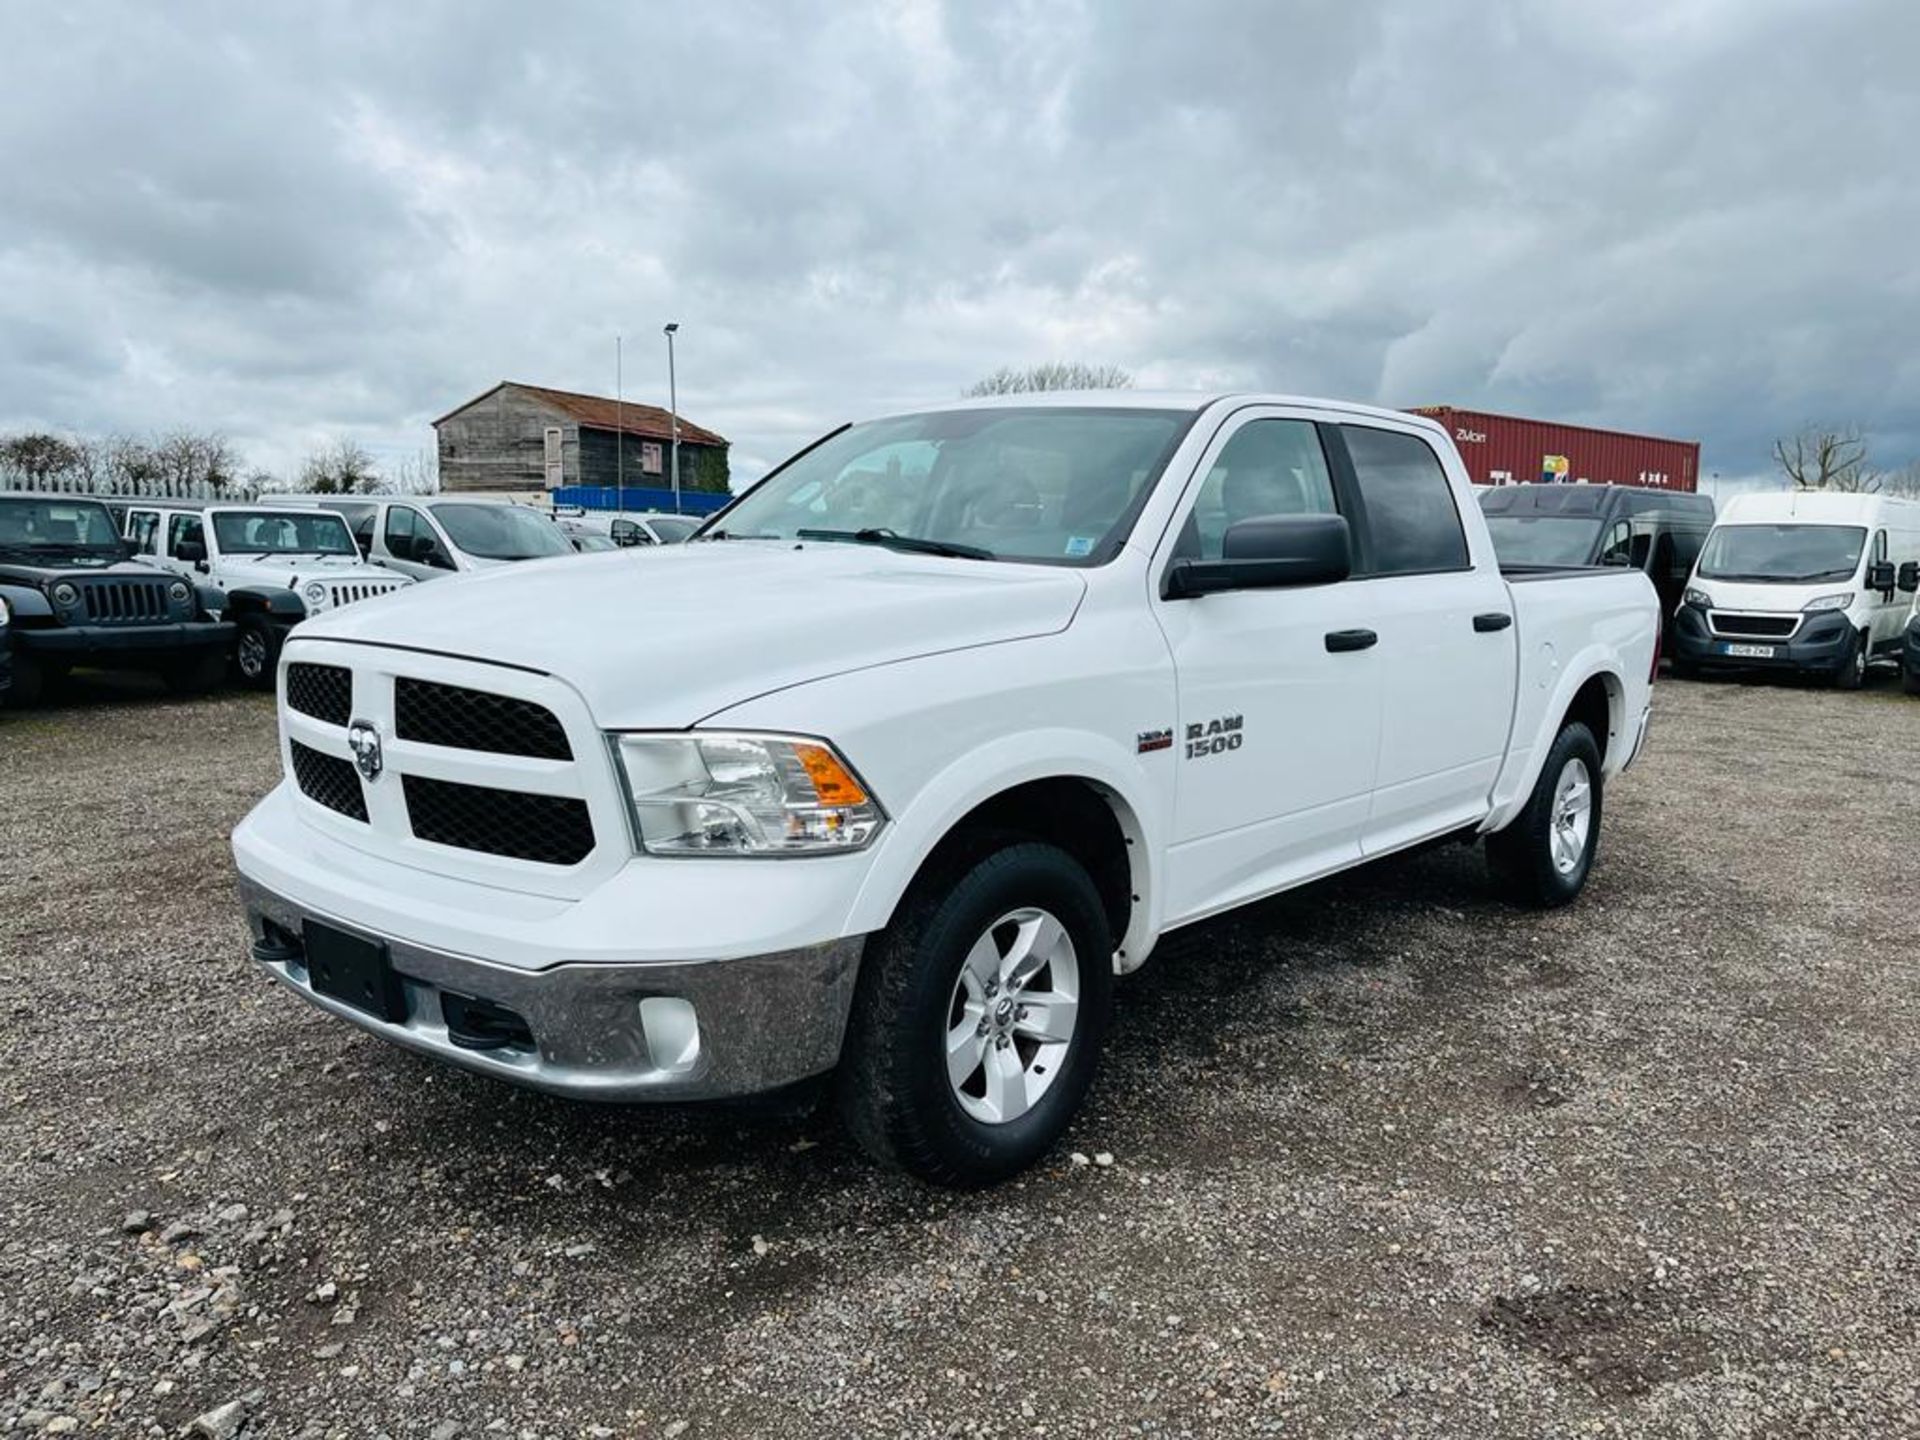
128 503 414 687
232 393 1660 1185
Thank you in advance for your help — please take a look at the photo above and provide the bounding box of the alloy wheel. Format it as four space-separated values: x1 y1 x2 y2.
944 906 1081 1125
1549 757 1593 876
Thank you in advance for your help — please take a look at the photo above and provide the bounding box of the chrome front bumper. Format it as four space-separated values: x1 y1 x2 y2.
239 875 865 1102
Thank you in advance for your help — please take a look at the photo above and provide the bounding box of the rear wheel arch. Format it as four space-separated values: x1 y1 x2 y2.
1563 671 1620 768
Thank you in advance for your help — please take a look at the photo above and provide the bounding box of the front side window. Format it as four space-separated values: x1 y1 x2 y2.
707 407 1194 565
1174 419 1337 560
428 503 573 560
212 511 357 557
1341 426 1469 574
385 506 419 557
167 513 205 554
1697 524 1866 584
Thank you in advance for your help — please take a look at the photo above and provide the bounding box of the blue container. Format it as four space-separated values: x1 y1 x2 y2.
550 485 730 516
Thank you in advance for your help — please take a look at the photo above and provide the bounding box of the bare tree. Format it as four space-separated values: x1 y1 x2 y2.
150 431 237 495
0 432 85 488
965 362 1135 397
299 439 379 495
1879 458 1920 499
1773 424 1881 493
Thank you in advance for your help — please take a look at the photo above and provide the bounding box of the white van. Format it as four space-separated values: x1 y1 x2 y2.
1672 491 1920 686
257 496 576 581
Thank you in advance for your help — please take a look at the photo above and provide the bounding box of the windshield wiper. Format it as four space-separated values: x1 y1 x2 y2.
796 527 992 560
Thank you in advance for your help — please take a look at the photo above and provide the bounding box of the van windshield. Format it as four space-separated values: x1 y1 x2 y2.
428 503 574 560
1697 524 1865 583
704 407 1194 565
1483 516 1604 566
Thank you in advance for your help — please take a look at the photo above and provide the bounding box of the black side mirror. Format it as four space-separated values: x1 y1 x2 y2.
422 540 454 570
1164 514 1352 599
1601 551 1631 567
1897 561 1919 594
174 539 206 564
1866 560 1896 593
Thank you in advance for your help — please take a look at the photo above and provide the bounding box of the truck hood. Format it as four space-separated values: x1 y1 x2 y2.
297 541 1087 726
217 555 399 588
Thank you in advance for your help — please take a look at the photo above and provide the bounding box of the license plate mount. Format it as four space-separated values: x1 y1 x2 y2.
304 921 407 1022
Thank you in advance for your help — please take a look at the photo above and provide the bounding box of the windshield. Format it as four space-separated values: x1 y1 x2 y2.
1483 515 1606 567
0 497 124 559
213 510 357 557
428 503 574 560
706 407 1194 565
647 515 699 543
1698 524 1866 583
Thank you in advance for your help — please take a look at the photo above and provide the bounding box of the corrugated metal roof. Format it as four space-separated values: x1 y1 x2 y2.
433 382 728 448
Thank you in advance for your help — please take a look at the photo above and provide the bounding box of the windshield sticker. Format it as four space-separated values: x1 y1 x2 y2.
1064 535 1097 558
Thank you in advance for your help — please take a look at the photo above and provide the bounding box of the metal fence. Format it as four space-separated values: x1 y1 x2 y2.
0 474 264 501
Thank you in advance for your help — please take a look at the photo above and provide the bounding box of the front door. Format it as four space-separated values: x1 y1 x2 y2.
1152 410 1385 923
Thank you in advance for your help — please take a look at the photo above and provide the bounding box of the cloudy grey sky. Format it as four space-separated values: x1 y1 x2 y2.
2 0 1916 489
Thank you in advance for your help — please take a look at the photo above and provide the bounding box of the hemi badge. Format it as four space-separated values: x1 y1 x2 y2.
1136 728 1173 754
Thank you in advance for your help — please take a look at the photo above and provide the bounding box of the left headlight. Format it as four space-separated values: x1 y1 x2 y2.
613 732 885 856
1802 592 1853 614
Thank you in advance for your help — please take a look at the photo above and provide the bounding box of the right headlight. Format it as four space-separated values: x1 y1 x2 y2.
1683 586 1713 609
613 732 885 856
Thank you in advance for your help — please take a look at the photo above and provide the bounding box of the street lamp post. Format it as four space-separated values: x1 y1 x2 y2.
664 322 680 514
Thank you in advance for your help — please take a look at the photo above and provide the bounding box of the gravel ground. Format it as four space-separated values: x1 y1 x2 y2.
3 669 1918 1439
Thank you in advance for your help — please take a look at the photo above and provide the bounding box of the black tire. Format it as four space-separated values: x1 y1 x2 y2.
162 646 229 696
1487 721 1604 909
234 616 282 691
7 652 45 707
837 840 1114 1187
1832 629 1867 691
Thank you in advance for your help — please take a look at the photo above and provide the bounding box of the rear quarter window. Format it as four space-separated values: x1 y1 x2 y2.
1341 425 1470 574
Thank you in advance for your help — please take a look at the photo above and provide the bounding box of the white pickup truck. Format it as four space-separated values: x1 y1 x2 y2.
232 393 1659 1185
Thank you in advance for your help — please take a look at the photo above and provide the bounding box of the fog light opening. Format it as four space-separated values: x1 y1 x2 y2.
639 997 701 1074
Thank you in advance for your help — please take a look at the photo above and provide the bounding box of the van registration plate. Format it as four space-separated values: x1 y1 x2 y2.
1720 642 1776 659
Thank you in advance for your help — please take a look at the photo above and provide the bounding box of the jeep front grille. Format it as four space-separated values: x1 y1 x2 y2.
393 677 572 760
402 775 593 865
285 662 352 726
290 740 367 822
326 579 409 609
79 578 169 624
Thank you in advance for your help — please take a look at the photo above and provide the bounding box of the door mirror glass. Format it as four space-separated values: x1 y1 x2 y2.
1165 514 1352 598
1865 560 1896 592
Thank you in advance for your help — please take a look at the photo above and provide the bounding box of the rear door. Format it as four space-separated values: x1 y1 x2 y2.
1332 422 1517 854
1152 408 1386 921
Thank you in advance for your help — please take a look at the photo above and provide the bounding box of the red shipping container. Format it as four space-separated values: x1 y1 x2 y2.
1407 406 1700 493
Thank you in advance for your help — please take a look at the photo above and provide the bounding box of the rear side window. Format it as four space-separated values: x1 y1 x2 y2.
1341 426 1469 574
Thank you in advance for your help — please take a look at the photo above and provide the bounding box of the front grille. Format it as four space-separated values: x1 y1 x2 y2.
394 678 572 761
326 579 408 609
403 775 593 865
290 740 368 822
285 662 352 726
79 578 169 624
1710 611 1799 640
